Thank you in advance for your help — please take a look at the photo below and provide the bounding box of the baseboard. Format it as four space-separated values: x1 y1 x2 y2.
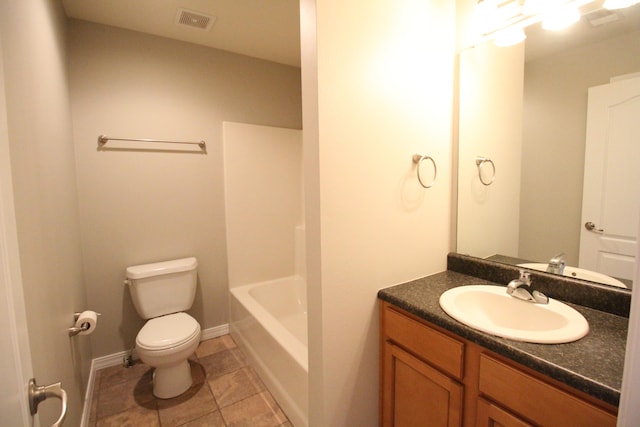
201 323 229 341
80 323 229 427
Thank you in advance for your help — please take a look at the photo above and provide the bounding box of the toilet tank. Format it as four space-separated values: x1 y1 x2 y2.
126 257 198 319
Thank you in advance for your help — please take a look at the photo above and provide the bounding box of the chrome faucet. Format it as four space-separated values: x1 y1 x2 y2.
546 252 566 275
507 270 549 304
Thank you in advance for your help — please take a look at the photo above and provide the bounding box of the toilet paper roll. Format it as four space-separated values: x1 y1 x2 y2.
75 310 98 335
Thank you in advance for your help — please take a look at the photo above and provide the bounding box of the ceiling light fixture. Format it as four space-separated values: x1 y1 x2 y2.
522 0 554 16
541 5 580 30
494 26 527 46
474 0 639 47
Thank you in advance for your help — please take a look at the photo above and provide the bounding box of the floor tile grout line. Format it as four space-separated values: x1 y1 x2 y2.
92 335 288 426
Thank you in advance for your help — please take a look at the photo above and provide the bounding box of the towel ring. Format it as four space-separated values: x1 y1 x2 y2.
412 154 437 189
475 157 495 186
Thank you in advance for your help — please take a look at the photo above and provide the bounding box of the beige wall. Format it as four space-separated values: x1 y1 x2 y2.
0 1 90 425
457 42 524 258
68 21 302 357
520 30 640 264
303 0 456 424
223 122 302 287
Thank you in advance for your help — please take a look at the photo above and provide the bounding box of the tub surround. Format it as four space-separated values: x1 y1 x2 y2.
377 253 628 407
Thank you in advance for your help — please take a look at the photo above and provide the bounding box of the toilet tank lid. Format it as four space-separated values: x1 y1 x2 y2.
126 257 198 279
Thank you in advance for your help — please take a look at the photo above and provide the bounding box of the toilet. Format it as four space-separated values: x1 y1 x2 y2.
125 257 202 399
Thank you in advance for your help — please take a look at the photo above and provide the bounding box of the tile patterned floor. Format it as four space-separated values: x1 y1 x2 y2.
88 335 292 427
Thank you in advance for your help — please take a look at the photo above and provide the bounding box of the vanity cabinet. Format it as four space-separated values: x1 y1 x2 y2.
379 301 617 427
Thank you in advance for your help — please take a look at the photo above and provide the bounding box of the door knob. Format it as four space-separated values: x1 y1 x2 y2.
585 221 604 233
28 378 67 427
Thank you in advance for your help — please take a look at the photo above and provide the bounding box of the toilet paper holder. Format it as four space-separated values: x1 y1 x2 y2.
68 311 101 337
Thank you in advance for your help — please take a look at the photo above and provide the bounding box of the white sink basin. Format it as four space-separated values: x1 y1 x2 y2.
517 263 627 289
439 285 589 344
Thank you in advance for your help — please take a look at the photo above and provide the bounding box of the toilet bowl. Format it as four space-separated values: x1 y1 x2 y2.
125 257 201 399
136 312 202 398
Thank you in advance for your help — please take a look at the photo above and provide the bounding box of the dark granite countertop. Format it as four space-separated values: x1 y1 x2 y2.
378 270 628 407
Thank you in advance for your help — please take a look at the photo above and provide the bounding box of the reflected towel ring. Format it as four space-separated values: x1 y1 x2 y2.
412 154 437 188
475 157 496 186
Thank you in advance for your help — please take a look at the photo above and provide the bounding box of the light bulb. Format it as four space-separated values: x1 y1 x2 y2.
475 0 501 34
542 6 580 30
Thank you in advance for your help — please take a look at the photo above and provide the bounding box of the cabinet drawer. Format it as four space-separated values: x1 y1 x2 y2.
383 305 464 380
476 398 533 427
479 354 616 427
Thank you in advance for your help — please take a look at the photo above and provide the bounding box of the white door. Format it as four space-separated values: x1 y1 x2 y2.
579 75 640 282
0 32 34 426
0 228 33 426
618 211 640 425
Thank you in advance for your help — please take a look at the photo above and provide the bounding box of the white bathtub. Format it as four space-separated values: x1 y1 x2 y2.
229 275 308 427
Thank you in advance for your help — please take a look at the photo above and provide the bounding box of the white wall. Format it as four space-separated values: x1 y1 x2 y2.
223 122 302 288
520 30 640 265
303 0 456 424
68 21 302 357
0 1 91 425
457 42 524 258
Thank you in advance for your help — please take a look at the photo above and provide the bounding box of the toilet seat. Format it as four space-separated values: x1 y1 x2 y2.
136 312 200 351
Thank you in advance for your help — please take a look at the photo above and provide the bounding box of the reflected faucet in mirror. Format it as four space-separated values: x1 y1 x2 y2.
547 253 566 275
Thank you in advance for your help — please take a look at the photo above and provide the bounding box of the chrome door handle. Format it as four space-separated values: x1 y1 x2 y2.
29 378 67 427
585 221 604 233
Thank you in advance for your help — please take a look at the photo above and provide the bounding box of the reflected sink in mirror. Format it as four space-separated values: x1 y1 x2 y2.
518 263 628 289
439 285 589 344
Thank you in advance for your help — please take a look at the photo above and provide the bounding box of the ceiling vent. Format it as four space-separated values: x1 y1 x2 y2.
175 8 217 31
583 9 623 27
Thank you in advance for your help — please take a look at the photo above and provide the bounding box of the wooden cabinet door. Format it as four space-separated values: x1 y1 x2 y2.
382 342 463 427
475 398 533 427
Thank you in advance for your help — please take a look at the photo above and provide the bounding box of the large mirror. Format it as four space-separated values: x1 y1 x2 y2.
456 2 640 290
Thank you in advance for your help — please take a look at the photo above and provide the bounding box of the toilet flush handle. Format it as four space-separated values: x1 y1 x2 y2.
28 378 67 427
